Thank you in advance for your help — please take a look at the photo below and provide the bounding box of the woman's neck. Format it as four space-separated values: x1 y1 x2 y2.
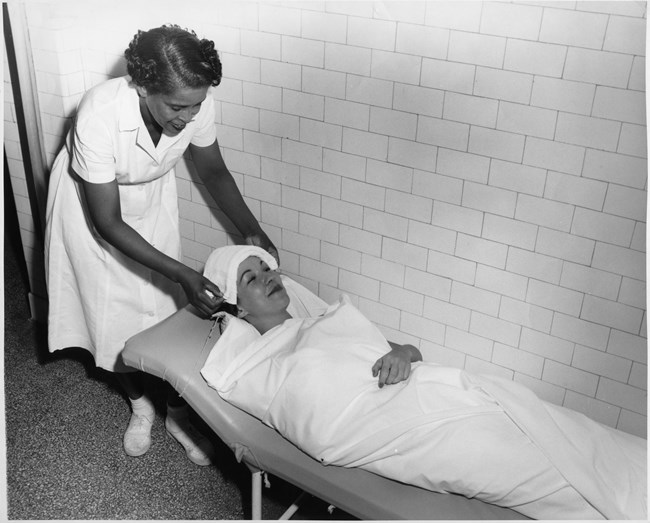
248 310 293 335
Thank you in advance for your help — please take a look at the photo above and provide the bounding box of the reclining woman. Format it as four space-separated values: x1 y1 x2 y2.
200 245 647 521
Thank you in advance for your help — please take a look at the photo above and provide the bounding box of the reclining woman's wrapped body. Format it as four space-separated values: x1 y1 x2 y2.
201 246 647 521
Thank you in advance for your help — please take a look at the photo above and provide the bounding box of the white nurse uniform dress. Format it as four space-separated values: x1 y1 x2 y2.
45 76 217 372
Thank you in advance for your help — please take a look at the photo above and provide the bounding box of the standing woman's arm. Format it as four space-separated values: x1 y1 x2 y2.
189 140 279 262
80 178 223 316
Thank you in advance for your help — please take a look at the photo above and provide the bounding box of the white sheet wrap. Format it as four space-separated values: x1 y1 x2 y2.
202 294 647 520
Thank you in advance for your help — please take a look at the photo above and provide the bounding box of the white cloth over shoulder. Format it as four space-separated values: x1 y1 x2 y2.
202 275 328 369
45 76 217 371
202 294 647 520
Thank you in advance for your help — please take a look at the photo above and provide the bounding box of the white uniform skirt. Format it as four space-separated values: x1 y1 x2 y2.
44 149 185 372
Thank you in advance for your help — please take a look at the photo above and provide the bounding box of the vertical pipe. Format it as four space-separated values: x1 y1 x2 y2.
4 1 49 321
251 470 262 520
3 1 48 239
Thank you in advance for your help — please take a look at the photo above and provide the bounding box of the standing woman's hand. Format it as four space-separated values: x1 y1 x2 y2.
176 266 224 317
245 234 280 265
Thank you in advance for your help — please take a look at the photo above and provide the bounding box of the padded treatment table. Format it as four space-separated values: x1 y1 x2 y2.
122 305 528 520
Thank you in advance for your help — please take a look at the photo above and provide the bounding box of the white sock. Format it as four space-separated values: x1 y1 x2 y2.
130 396 155 422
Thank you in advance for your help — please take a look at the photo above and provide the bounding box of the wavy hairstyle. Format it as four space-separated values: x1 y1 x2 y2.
125 24 222 94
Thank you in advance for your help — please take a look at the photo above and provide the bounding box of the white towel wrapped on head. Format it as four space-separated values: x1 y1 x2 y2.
203 245 278 304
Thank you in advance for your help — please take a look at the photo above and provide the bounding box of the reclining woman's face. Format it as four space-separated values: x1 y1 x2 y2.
236 256 290 320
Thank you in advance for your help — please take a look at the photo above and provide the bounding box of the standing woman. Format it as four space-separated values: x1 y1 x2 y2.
44 25 277 464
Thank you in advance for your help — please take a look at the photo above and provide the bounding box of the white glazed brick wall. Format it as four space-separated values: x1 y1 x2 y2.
12 0 647 437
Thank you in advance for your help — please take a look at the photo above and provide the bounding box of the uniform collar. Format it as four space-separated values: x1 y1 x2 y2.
117 78 143 133
118 77 187 158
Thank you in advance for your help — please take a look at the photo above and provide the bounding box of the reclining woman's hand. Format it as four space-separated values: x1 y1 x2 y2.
372 343 423 388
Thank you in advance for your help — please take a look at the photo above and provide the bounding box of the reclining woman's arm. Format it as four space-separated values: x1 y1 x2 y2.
372 343 423 388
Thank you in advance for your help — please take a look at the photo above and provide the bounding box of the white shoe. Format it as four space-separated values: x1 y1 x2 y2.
124 412 154 457
165 417 215 466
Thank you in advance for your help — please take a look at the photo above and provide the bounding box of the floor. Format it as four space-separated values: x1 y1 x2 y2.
3 209 350 519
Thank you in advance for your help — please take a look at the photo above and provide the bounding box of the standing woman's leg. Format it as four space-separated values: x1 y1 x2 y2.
164 384 215 466
116 371 156 456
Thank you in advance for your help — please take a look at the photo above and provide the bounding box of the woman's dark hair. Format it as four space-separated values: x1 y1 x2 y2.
125 24 222 94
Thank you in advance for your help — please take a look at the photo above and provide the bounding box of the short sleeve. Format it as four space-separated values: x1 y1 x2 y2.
70 102 117 184
189 92 218 148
